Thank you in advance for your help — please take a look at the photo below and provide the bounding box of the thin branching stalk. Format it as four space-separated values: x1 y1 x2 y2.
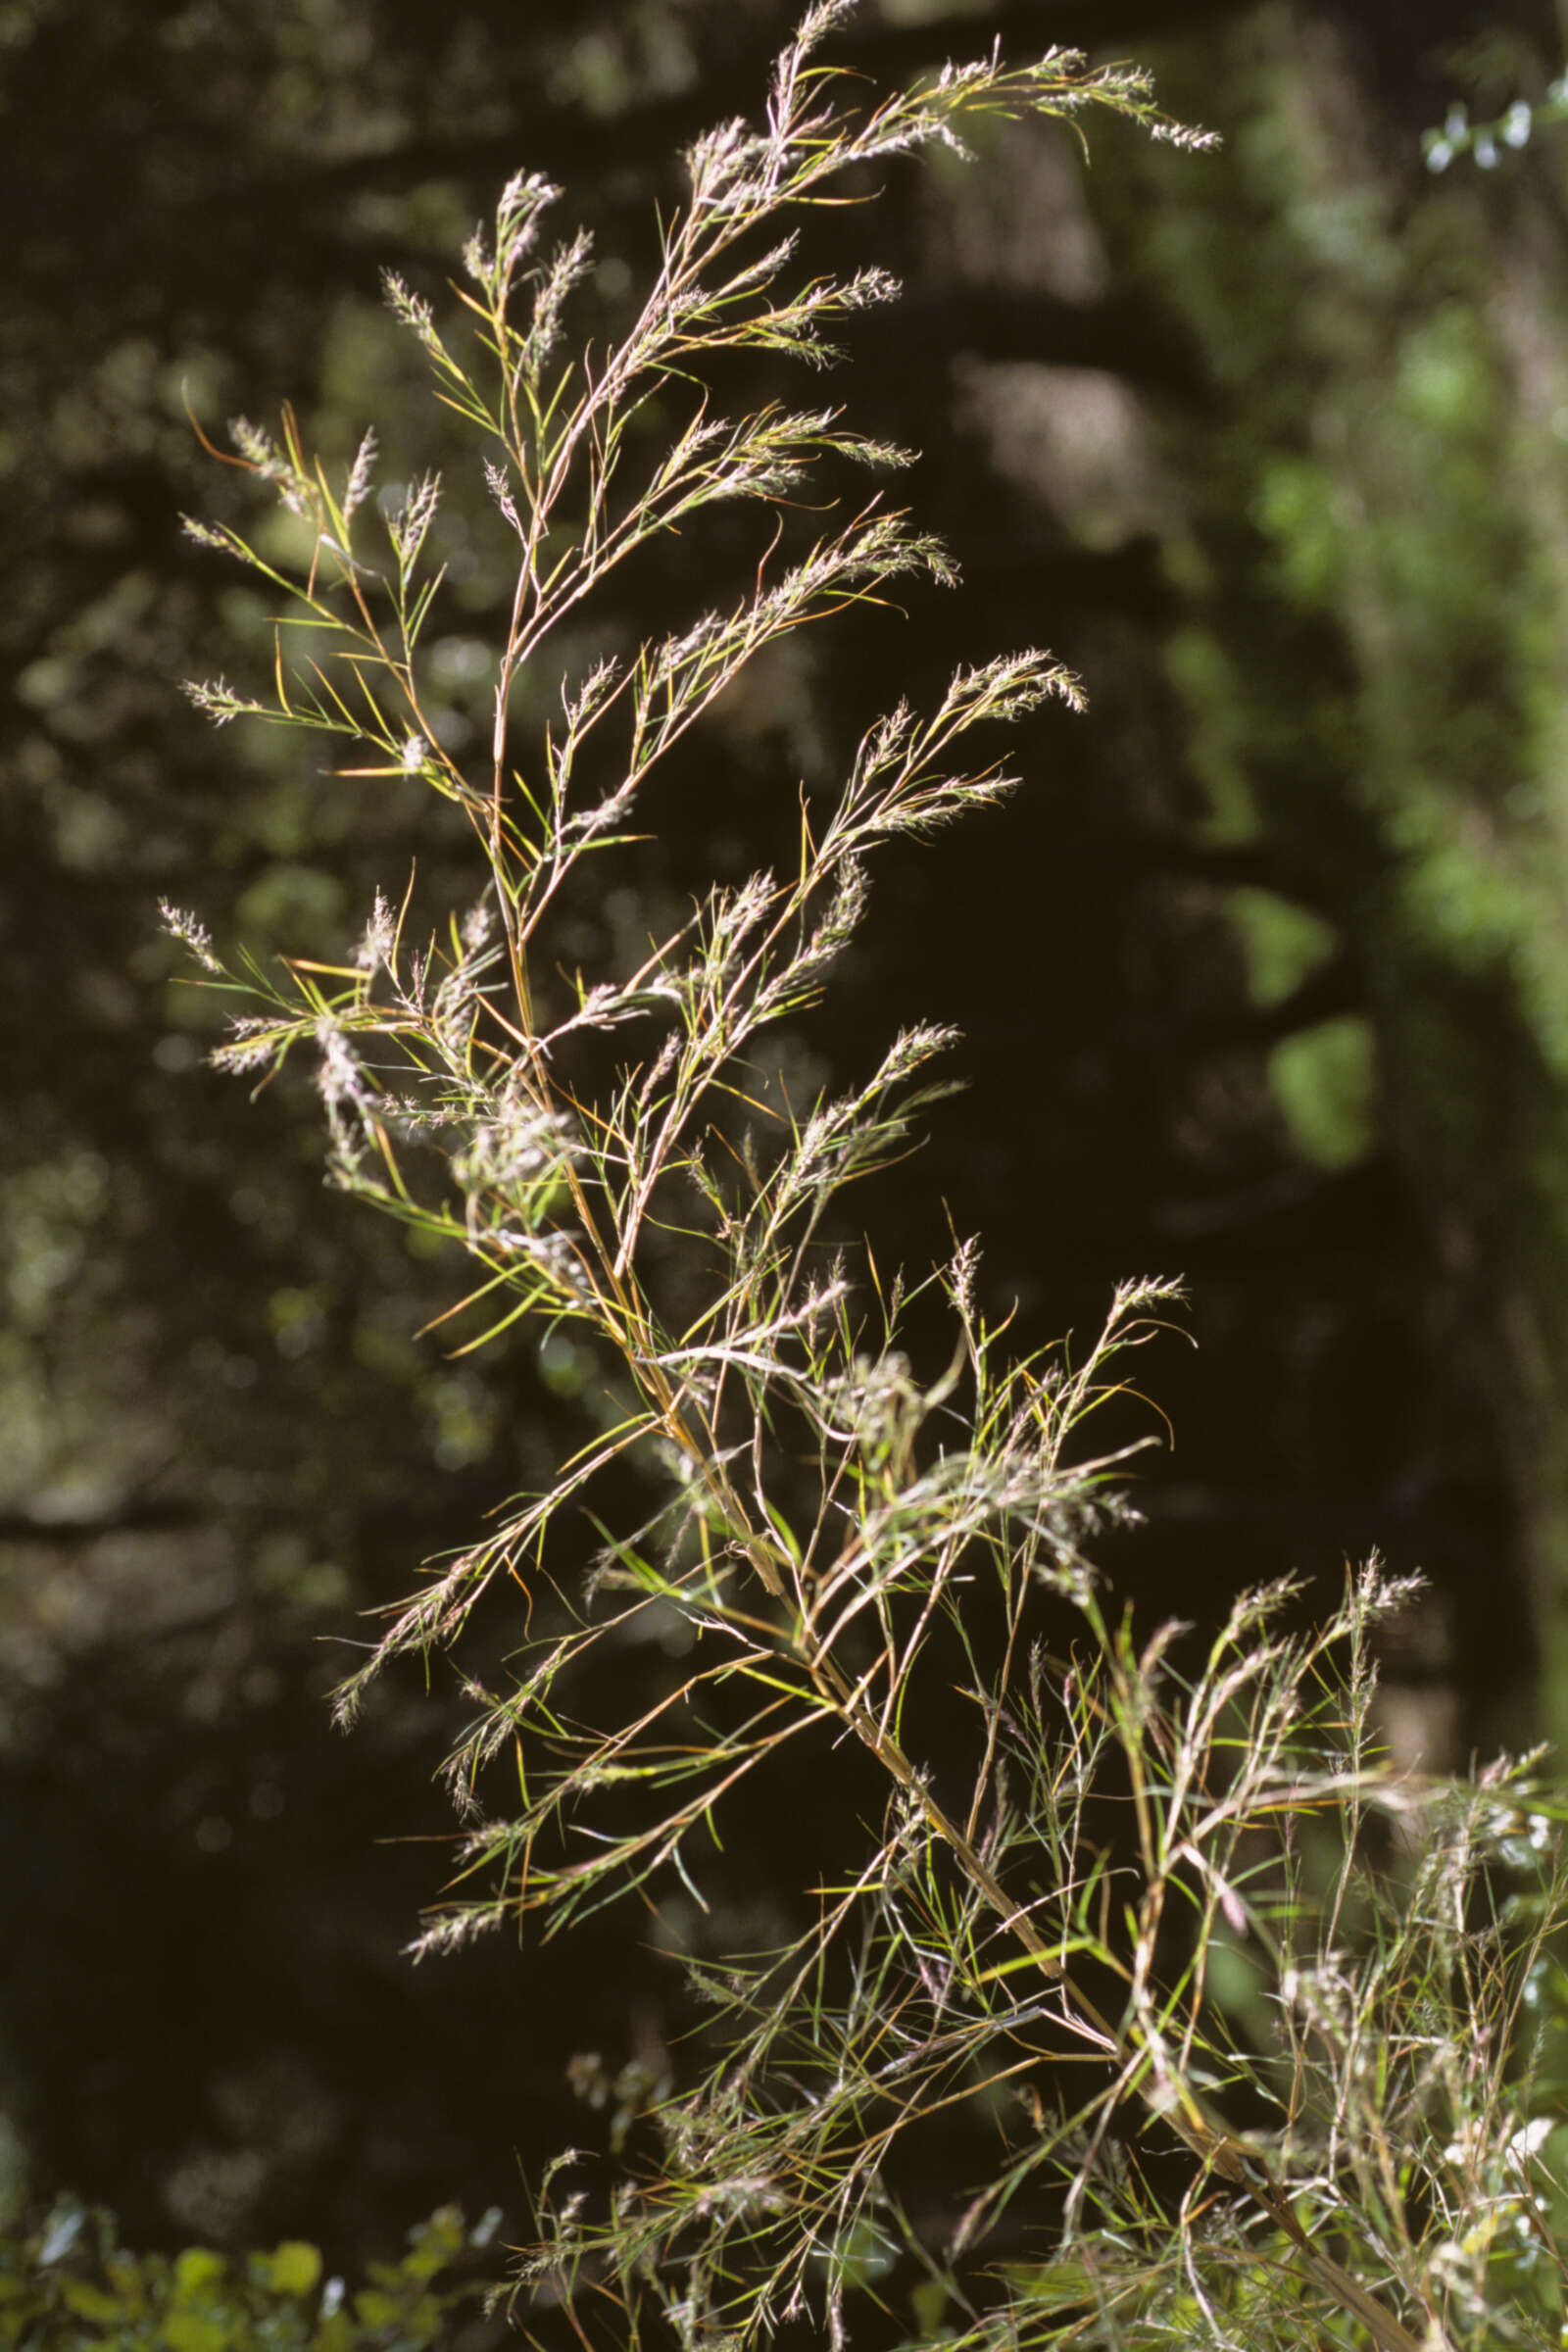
172 11 1568 2345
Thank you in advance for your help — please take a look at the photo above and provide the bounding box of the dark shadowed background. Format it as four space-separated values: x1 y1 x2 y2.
5 0 1567 2298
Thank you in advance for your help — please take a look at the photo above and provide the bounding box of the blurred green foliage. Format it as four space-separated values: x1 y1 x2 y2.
0 2199 500 2350
1109 2 1568 1722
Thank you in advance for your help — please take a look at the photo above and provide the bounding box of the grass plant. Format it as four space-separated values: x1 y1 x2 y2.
169 8 1568 2342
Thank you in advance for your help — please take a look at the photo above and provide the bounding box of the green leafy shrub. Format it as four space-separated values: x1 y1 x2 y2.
167 7 1568 2344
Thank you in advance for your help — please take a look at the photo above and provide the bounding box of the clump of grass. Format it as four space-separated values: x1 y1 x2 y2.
171 8 1568 2344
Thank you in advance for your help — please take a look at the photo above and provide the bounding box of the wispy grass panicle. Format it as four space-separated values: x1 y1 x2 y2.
175 11 1566 2346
